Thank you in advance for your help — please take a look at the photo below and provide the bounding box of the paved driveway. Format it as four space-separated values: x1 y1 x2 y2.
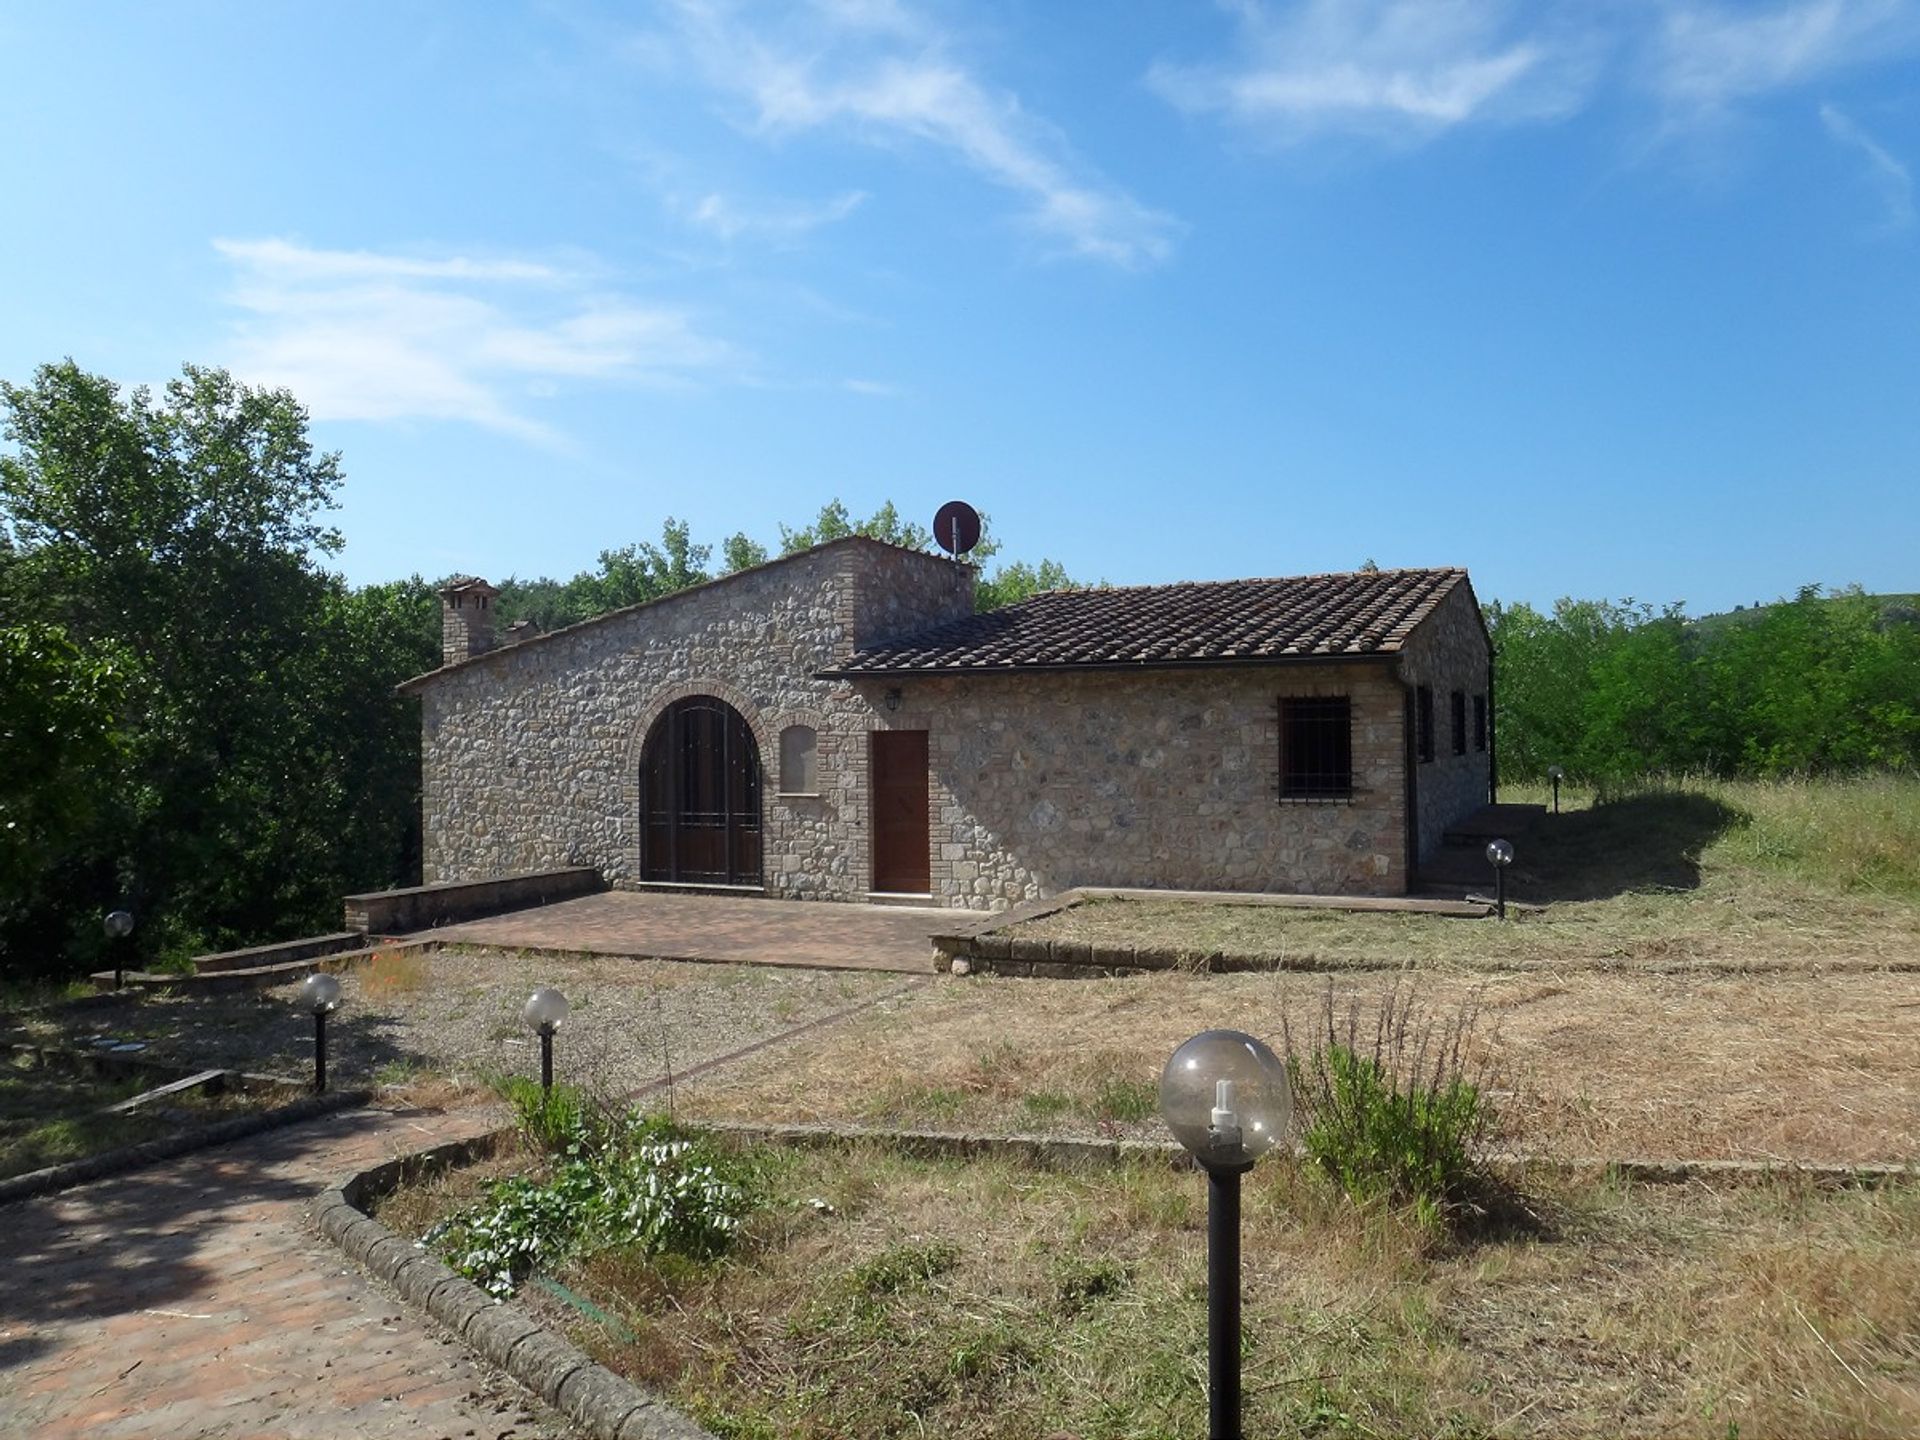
418 890 964 974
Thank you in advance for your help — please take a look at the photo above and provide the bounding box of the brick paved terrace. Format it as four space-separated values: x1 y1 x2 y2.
417 890 960 973
0 1101 577 1439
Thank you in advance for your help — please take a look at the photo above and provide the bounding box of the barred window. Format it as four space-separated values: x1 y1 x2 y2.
1451 690 1467 756
1280 696 1353 799
1416 685 1435 764
1473 694 1487 753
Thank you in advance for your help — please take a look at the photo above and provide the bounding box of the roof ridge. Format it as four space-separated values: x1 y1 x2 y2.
1009 566 1462 603
823 567 1476 676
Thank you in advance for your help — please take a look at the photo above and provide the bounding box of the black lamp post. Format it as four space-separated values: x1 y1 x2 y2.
1486 838 1514 920
303 972 343 1092
523 987 569 1094
103 910 134 989
1547 765 1564 816
1159 1029 1293 1440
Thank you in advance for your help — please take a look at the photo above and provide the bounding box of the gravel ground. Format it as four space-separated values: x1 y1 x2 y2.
2 949 913 1100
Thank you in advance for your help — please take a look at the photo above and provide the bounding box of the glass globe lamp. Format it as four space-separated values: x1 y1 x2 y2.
1485 838 1514 868
1158 1028 1292 1170
104 910 134 939
523 987 570 1034
303 971 343 1014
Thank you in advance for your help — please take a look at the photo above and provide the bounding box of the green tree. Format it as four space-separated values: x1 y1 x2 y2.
975 557 1075 611
0 361 429 974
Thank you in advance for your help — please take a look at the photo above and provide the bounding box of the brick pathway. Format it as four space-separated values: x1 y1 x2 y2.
421 890 959 973
0 1103 577 1440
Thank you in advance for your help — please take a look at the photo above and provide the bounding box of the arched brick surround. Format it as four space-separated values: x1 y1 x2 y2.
620 678 773 887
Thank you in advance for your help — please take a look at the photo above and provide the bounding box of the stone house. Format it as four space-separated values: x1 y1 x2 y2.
400 537 1493 910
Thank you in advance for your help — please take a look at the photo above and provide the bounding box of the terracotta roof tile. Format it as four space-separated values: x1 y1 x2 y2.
824 567 1469 675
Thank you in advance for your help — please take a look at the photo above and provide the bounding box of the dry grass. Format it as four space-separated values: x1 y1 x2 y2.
389 1138 1920 1440
369 1131 528 1239
1014 778 1920 974
678 967 1920 1165
1015 877 1920 974
0 949 897 1097
357 946 436 998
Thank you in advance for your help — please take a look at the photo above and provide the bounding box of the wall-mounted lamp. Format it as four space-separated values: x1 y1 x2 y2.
884 688 903 713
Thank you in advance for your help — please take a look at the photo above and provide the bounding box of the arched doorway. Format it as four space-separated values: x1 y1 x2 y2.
639 697 763 885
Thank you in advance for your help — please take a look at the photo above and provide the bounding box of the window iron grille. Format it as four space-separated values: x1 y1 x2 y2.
1279 696 1353 799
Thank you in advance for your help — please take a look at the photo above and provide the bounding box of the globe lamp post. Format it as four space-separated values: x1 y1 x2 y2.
523 987 569 1094
1159 1029 1293 1440
303 972 343 1093
1486 838 1514 920
103 910 134 990
1547 765 1565 816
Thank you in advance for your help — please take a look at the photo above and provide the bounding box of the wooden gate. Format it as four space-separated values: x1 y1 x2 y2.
640 697 762 885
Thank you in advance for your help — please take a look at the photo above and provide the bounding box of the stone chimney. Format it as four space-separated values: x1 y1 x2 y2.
439 576 500 666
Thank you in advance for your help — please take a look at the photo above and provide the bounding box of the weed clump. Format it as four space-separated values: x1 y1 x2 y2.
1281 980 1507 1231
427 1106 759 1298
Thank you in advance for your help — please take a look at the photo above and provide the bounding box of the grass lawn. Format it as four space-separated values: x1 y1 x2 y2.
0 1050 267 1180
382 1134 1920 1440
1007 778 1920 974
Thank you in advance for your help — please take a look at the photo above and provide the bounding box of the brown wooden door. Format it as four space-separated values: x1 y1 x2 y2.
640 697 762 885
870 730 930 894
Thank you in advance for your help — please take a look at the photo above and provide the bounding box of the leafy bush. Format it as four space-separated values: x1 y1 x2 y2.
1281 981 1504 1230
427 1113 758 1298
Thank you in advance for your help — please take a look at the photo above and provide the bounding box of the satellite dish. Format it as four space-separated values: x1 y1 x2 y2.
933 500 982 558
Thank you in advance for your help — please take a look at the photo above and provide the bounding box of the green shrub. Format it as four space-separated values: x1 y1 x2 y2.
491 1073 599 1154
1282 980 1503 1229
427 1112 759 1297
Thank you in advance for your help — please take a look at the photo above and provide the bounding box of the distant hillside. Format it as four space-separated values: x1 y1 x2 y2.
1691 591 1920 638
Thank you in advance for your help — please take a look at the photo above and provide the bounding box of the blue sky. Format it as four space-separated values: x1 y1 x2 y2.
2 0 1916 613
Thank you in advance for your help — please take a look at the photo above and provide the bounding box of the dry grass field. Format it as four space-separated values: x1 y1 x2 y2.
681 779 1920 1165
382 1135 1920 1440
675 966 1920 1164
369 778 1920 1438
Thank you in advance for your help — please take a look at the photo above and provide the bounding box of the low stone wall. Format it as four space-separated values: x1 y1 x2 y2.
930 887 1493 978
343 867 604 935
317 1136 714 1440
193 932 365 974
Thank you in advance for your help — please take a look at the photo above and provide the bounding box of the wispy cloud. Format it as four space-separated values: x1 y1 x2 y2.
1820 102 1915 228
654 0 1178 268
681 188 869 242
212 238 740 444
1150 0 1920 147
1149 1 1601 143
1649 0 1919 112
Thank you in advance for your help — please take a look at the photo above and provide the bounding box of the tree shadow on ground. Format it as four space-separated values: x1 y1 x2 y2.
0 1087 470 1335
0 991 438 1089
1513 791 1746 903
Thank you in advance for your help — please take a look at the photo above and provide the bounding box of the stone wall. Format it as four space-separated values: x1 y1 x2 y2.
343 868 604 934
866 661 1411 907
1395 580 1492 863
415 542 1490 909
418 539 974 895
